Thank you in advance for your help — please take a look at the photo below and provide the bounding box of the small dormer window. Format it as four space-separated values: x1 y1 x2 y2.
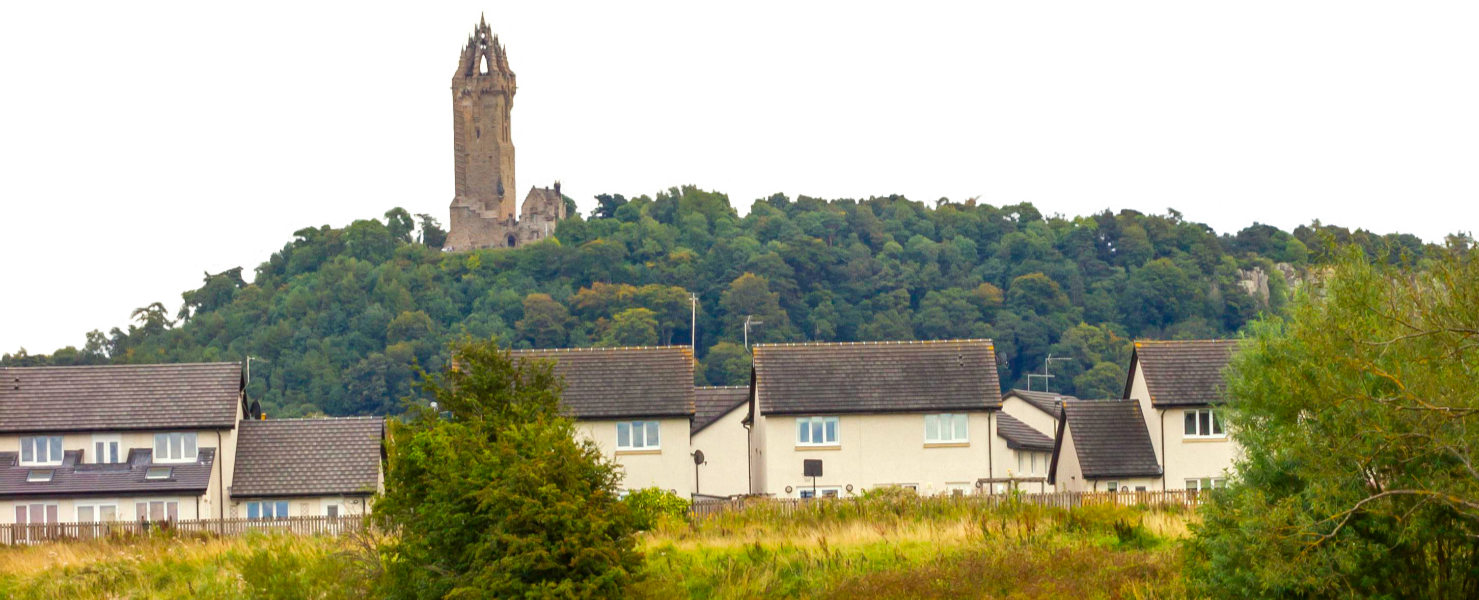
146 466 172 480
153 433 198 463
27 469 54 483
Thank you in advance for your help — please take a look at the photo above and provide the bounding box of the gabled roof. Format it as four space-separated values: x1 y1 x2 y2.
995 412 1055 452
1125 340 1240 407
0 448 216 498
1002 389 1078 419
510 347 696 420
1051 400 1161 481
232 417 384 498
693 386 748 434
0 363 244 433
752 340 1001 416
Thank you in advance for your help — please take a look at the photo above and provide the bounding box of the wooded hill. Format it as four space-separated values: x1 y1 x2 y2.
2 187 1435 417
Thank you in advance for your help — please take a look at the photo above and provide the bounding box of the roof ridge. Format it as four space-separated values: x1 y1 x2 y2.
1134 339 1235 346
752 338 994 349
0 361 243 370
245 416 383 422
695 385 749 390
511 345 693 353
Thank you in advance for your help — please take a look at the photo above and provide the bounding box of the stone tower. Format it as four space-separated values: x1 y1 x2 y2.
443 15 567 252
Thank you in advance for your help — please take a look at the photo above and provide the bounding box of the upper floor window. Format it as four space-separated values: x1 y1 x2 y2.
925 414 968 444
796 416 839 446
20 436 63 466
616 421 660 451
1184 409 1225 438
153 433 198 463
93 434 121 464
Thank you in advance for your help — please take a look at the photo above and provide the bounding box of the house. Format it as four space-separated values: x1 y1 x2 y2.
230 417 384 519
746 339 1010 498
1124 339 1241 491
510 346 697 497
1048 400 1162 492
690 386 750 499
999 389 1078 490
0 363 248 525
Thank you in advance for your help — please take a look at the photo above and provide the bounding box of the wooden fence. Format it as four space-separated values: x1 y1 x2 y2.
689 489 1203 520
0 515 368 546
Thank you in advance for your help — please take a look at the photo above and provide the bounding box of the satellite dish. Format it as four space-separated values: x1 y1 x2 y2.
692 450 706 465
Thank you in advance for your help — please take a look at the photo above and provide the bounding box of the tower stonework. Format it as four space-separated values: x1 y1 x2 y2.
444 15 567 252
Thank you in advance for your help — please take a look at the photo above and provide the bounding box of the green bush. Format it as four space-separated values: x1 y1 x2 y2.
624 488 691 530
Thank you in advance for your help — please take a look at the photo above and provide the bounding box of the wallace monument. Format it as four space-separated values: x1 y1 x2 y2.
442 15 566 252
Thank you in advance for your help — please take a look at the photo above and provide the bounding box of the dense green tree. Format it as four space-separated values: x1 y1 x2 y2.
1187 243 1479 598
700 341 751 386
377 339 640 599
515 294 571 348
601 308 659 347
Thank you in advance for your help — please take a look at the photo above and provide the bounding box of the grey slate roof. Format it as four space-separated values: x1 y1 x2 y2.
1052 400 1161 481
1127 340 1240 407
0 363 243 433
1003 389 1078 419
510 347 696 420
693 386 749 434
232 417 384 498
0 448 216 498
752 340 1001 416
995 412 1056 452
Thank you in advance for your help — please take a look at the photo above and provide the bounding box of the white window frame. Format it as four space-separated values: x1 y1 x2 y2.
134 499 179 523
795 416 840 447
945 482 974 497
1105 481 1120 492
797 486 841 499
324 500 342 518
19 436 63 466
1183 408 1227 439
246 500 290 520
14 502 59 525
615 421 661 451
77 502 119 524
924 413 969 444
152 432 199 463
1184 477 1227 492
91 434 122 464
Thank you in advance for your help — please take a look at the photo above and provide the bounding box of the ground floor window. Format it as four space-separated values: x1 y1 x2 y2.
77 504 118 523
325 502 341 518
247 501 290 520
798 487 840 499
945 482 974 497
1105 481 1120 491
14 503 57 525
135 500 178 523
1185 478 1226 491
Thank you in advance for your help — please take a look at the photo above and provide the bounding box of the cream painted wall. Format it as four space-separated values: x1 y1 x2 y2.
1 428 234 520
1000 396 1058 438
1157 409 1240 490
748 405 767 495
690 405 749 498
1052 421 1087 492
577 418 693 497
755 411 1009 498
228 495 373 519
1 495 203 524
1125 363 1240 491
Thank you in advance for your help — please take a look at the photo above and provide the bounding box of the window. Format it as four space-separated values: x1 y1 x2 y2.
19 436 63 466
1017 451 1046 476
77 504 118 523
1105 481 1119 492
153 433 198 462
946 482 974 497
325 503 340 518
798 487 840 499
145 467 172 480
14 503 58 525
616 421 660 451
92 435 121 464
796 416 840 446
247 501 290 520
26 469 53 483
924 414 969 444
135 501 178 523
1185 477 1227 491
1134 486 1148 492
1183 409 1226 438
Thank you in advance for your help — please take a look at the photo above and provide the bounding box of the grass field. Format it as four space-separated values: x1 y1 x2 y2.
0 496 1194 599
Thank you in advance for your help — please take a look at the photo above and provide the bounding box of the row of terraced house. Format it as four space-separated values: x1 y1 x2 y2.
0 338 1238 526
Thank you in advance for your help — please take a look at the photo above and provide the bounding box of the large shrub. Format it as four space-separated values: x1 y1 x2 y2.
1186 243 1479 598
622 488 690 531
375 339 642 599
